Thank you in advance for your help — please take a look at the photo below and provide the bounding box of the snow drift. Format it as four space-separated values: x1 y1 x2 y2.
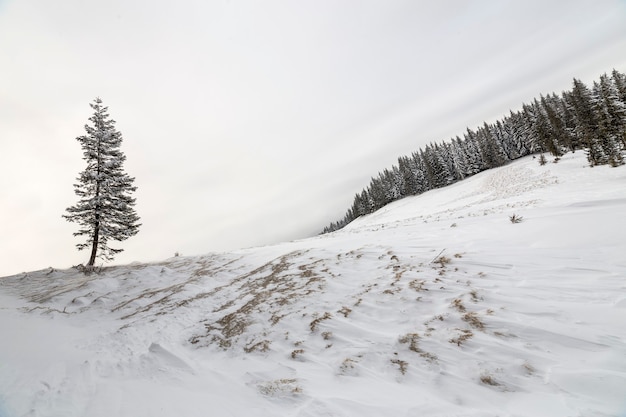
1 152 625 417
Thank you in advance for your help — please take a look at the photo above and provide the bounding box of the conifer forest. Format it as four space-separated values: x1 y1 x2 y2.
322 70 626 234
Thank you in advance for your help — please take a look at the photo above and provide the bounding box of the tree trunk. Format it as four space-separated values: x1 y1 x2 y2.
87 176 101 267
87 216 99 267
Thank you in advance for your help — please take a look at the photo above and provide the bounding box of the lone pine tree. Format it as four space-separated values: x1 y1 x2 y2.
63 97 141 268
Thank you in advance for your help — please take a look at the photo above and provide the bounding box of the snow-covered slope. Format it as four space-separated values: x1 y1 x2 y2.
1 152 625 417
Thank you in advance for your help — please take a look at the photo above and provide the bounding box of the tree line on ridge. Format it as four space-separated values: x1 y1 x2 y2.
322 70 626 234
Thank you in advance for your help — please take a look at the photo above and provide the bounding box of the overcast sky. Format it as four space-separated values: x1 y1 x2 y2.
1 0 625 277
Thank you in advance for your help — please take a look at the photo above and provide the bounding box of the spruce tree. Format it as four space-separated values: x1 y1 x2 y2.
450 137 469 179
63 98 141 268
568 78 604 165
463 128 486 174
594 74 626 165
539 95 567 156
611 69 626 104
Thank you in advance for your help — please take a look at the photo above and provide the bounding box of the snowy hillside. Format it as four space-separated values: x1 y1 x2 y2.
1 152 625 417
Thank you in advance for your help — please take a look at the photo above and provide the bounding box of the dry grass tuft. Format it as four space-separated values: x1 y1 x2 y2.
522 361 535 375
449 329 473 346
462 312 485 329
244 340 271 353
480 374 500 386
338 306 352 317
190 251 328 348
409 279 428 292
398 332 438 362
391 358 409 375
452 298 466 312
291 349 305 359
339 358 358 375
309 312 332 332
258 379 302 396
435 255 452 267
398 333 420 352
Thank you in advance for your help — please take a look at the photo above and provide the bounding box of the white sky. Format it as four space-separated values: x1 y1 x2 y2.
1 0 625 277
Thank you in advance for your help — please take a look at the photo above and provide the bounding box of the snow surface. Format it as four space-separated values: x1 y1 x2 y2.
1 152 626 417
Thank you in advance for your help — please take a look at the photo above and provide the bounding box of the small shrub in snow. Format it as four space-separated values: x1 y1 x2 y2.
258 379 302 396
244 340 271 353
398 333 421 353
609 155 625 167
480 373 500 386
522 361 535 375
522 361 536 375
338 306 352 317
398 333 438 362
452 298 466 312
436 256 451 268
462 312 485 330
309 312 332 331
449 329 473 346
509 214 523 223
339 358 358 375
75 264 103 275
409 279 427 292
291 349 305 359
391 358 408 375
538 154 547 165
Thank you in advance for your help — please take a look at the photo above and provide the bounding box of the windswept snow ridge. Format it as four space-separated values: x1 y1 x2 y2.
1 153 625 417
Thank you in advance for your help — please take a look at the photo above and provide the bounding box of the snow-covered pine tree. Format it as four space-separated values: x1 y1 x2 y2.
462 128 486 175
450 136 469 179
551 92 579 152
476 122 507 169
593 74 626 165
397 155 418 195
611 69 626 104
568 78 605 166
539 95 567 157
63 98 141 268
